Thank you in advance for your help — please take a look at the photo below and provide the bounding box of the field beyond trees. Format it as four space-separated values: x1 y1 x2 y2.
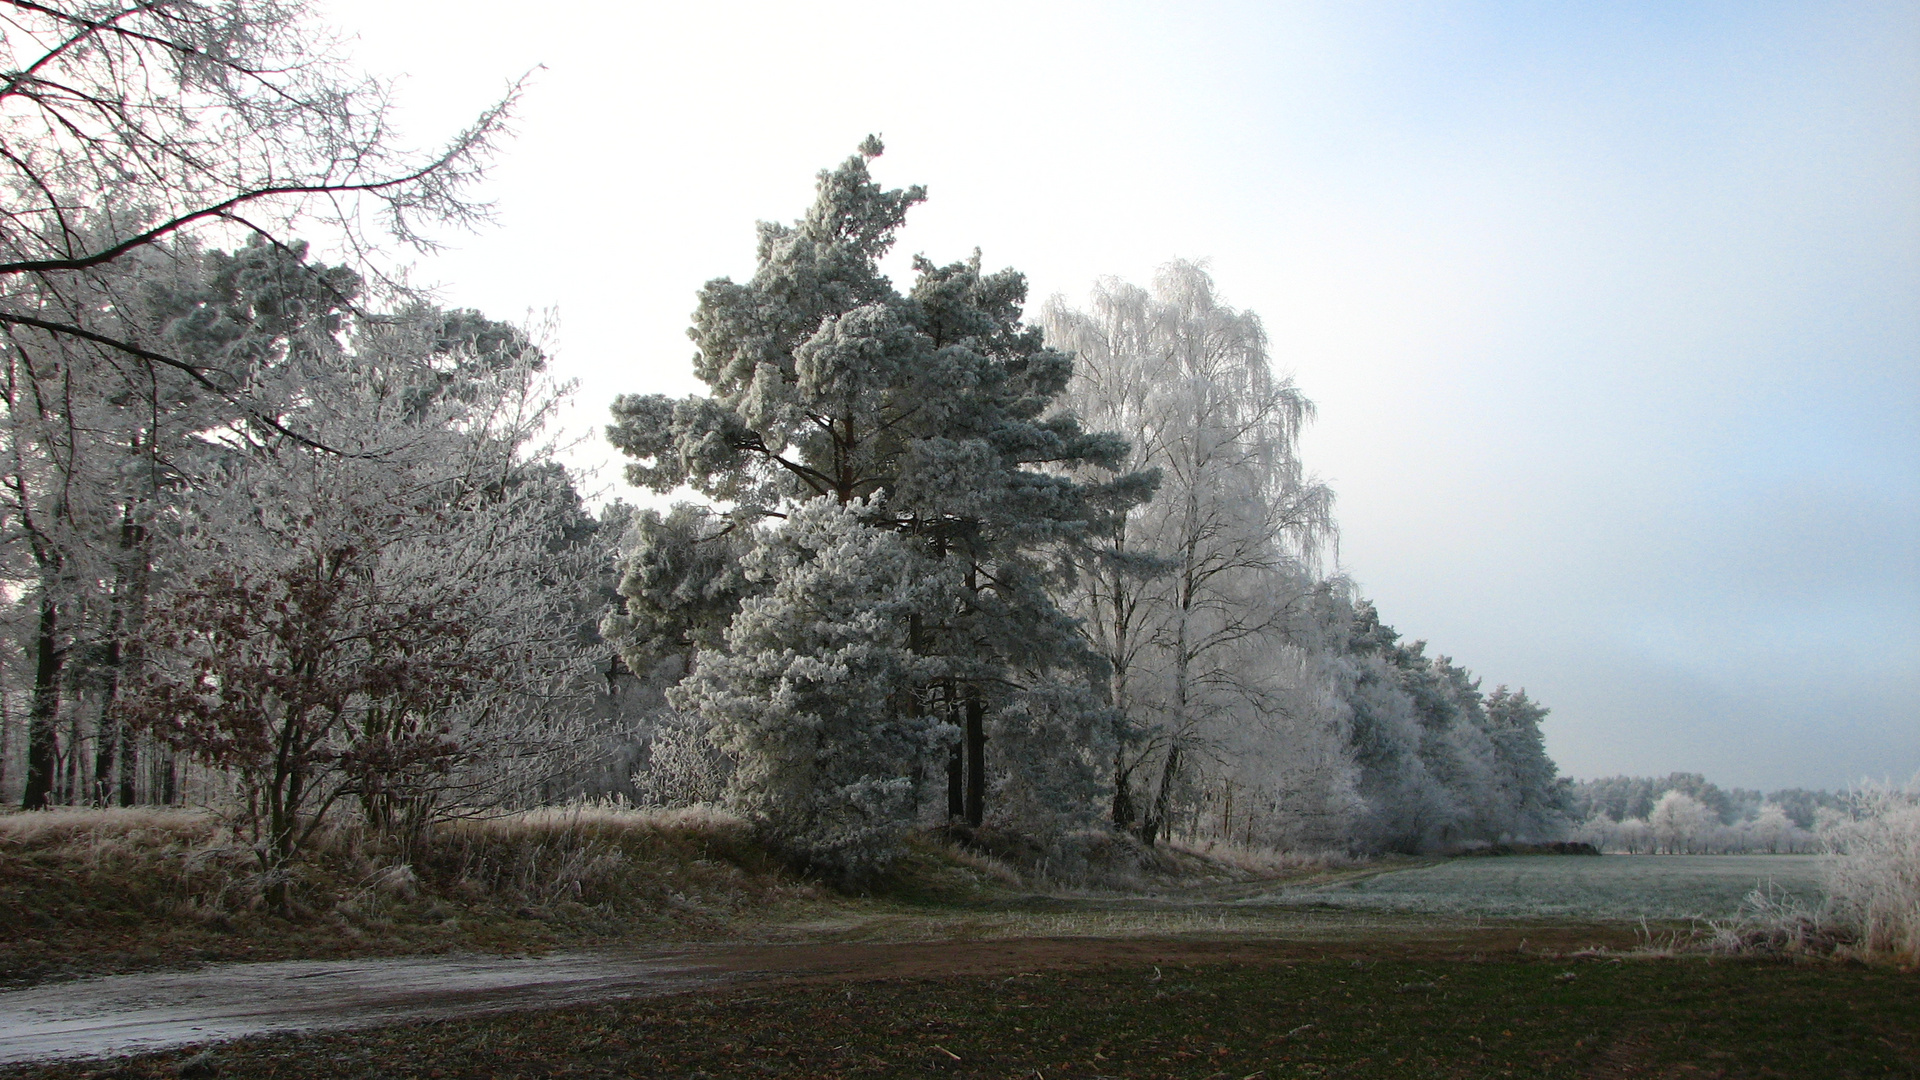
1265 854 1824 920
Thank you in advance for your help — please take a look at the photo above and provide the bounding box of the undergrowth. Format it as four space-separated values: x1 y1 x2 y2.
919 824 1353 897
1704 775 1920 966
0 804 828 985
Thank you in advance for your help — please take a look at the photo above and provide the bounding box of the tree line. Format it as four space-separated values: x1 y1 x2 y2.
1 1 1570 885
1566 773 1854 854
601 141 1568 876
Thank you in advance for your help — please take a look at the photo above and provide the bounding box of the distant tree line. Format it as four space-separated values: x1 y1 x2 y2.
1567 773 1851 831
1563 774 1857 855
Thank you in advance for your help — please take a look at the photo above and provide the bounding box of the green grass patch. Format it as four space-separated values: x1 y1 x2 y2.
13 957 1913 1079
1268 854 1825 920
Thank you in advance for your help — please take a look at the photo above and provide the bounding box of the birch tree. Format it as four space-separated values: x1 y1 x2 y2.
1044 263 1335 844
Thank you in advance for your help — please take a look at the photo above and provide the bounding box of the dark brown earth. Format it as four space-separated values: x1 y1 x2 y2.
0 921 1643 1065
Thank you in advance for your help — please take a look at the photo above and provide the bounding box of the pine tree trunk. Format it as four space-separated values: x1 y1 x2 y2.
92 634 121 805
1111 745 1136 830
0 687 11 798
115 727 138 807
1104 560 1137 830
947 742 965 821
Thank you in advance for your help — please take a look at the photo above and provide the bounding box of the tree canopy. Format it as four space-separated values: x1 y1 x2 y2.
606 140 1153 872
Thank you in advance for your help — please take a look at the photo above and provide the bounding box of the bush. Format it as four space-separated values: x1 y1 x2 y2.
1821 775 1920 963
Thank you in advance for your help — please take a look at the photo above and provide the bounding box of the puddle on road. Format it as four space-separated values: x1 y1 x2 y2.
0 950 731 1065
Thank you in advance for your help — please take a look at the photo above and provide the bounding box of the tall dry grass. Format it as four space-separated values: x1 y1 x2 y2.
1165 836 1360 879
0 801 819 979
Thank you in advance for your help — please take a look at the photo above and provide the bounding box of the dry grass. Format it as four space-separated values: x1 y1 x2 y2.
1164 835 1359 878
1698 776 1920 966
0 803 830 986
0 806 224 846
1706 885 1849 958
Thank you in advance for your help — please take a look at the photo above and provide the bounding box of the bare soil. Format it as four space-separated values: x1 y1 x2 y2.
0 919 1645 1066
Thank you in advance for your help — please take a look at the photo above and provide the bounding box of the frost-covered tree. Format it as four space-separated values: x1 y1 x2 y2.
2 237 364 808
114 324 600 900
671 497 953 876
0 0 516 423
606 140 1148 859
1323 598 1566 852
600 504 757 682
1481 686 1564 837
1 0 521 811
1044 263 1337 846
1649 790 1713 854
1820 774 1920 962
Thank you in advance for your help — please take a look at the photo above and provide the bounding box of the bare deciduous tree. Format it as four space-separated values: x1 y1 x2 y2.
0 0 520 808
1046 262 1336 845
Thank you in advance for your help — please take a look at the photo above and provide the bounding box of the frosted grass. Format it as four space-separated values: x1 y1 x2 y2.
1254 855 1823 921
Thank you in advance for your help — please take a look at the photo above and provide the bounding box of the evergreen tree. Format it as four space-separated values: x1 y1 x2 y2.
1481 686 1565 838
606 140 1149 861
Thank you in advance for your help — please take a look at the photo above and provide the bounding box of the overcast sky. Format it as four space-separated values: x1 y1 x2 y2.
318 0 1918 791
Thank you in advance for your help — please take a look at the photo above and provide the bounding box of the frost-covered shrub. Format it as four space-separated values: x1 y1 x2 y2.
673 498 953 881
1821 776 1920 963
1708 884 1841 957
635 712 733 809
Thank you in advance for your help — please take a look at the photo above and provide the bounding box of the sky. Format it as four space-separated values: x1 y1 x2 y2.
317 0 1918 792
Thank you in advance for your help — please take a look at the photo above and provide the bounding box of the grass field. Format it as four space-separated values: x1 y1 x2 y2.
1261 854 1823 921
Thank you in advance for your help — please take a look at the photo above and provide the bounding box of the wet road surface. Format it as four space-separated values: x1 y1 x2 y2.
0 949 731 1065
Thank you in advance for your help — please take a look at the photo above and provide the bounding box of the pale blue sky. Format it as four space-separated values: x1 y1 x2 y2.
320 0 1918 790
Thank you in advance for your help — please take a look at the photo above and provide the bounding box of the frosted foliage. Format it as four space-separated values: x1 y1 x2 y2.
636 713 732 809
1044 262 1339 845
600 504 756 676
1822 776 1920 962
1574 804 1816 854
608 141 1150 848
120 340 602 859
1650 791 1716 854
987 683 1109 832
1751 804 1797 853
1482 687 1564 839
672 498 956 878
1339 648 1451 850
1329 602 1568 853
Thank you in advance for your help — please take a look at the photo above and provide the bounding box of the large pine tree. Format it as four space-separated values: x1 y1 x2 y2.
607 140 1151 868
